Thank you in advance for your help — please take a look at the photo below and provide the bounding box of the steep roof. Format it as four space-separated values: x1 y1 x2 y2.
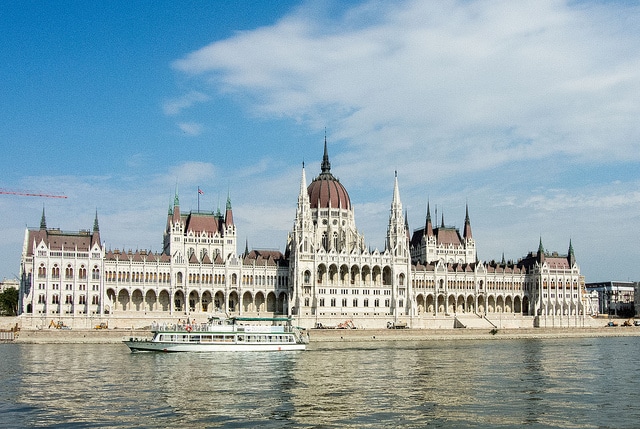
436 227 463 246
183 212 221 235
27 228 98 256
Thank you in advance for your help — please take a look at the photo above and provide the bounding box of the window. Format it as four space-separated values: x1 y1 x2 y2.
52 295 59 304
342 298 348 307
352 299 358 307
319 298 325 307
330 298 336 307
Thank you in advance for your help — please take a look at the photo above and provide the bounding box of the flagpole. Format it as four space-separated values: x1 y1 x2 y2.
197 186 200 213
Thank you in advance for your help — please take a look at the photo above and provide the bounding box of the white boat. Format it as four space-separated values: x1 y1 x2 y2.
124 316 308 352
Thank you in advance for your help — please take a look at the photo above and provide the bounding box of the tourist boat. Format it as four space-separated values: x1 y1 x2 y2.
124 316 309 352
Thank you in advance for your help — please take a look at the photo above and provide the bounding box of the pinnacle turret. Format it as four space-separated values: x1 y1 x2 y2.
463 203 472 240
40 206 47 230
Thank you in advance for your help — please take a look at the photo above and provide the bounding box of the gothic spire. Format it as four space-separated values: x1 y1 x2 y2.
91 209 101 247
93 209 100 232
568 239 576 266
321 135 331 174
537 237 545 263
463 203 473 239
425 201 433 236
225 190 234 226
391 170 401 208
40 205 46 230
299 161 308 200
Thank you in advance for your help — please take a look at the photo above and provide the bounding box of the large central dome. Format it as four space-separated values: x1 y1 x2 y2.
307 142 351 210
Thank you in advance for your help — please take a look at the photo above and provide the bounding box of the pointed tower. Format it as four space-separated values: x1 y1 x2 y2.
537 237 545 263
321 136 331 174
568 239 576 267
225 191 234 226
172 184 181 224
404 209 410 242
40 206 47 230
386 171 407 256
425 201 434 237
463 203 473 240
295 162 312 230
91 210 101 247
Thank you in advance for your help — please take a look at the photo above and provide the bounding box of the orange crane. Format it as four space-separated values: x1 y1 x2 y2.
0 189 67 199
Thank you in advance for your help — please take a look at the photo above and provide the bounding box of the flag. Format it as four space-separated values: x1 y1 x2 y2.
198 188 204 195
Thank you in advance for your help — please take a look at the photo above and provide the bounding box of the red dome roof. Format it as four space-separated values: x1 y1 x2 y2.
307 141 351 210
308 175 351 210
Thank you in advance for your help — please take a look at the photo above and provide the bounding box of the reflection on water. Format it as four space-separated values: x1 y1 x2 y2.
2 337 640 428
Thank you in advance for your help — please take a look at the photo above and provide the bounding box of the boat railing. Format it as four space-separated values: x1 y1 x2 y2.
150 321 301 334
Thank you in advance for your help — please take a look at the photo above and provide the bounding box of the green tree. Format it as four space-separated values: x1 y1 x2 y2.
0 287 19 316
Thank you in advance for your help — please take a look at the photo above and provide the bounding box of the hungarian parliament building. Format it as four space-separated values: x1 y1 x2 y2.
18 143 589 329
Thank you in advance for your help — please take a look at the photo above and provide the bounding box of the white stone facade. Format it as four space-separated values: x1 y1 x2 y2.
18 144 589 329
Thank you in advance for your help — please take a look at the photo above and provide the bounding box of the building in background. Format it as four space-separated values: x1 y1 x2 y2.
18 142 590 329
0 278 19 293
585 281 635 317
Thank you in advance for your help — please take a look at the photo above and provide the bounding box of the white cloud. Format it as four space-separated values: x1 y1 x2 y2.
177 122 204 136
166 161 216 186
163 91 210 116
173 0 640 169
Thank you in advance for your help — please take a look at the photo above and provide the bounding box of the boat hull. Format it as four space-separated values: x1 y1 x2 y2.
124 339 306 352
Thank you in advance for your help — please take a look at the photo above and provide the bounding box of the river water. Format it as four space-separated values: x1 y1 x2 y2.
1 336 639 428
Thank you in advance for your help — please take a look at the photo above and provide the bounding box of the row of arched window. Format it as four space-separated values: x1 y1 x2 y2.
37 264 100 280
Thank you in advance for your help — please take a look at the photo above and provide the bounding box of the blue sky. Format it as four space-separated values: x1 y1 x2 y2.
1 0 639 282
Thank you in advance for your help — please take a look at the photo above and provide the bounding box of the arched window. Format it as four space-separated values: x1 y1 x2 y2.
65 265 73 279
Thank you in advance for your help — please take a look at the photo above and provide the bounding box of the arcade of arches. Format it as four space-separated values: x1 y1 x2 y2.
105 288 289 316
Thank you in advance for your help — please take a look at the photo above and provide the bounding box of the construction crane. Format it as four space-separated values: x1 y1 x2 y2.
0 189 67 199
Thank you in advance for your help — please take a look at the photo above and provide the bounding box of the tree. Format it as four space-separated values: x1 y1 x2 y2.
0 287 19 316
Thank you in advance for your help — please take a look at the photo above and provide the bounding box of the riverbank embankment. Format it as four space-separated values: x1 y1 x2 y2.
8 326 640 344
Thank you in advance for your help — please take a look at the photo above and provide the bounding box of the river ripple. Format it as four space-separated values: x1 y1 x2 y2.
1 336 639 428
